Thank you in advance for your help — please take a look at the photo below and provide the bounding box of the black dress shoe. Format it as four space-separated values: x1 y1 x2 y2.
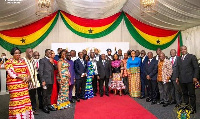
140 96 145 99
163 103 169 107
151 100 157 105
169 101 176 105
100 94 103 97
106 94 109 97
39 106 43 109
157 101 164 105
94 93 97 96
146 98 152 102
70 100 75 103
77 98 80 102
43 107 50 114
48 105 57 111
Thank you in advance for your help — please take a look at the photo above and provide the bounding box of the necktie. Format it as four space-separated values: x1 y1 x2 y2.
182 55 184 61
81 60 84 66
148 60 150 65
171 57 174 65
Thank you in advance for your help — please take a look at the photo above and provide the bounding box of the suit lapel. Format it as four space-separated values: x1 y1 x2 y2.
173 57 178 67
44 57 53 69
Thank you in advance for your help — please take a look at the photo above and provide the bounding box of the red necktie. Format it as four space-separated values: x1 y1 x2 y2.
171 57 174 65
36 61 39 69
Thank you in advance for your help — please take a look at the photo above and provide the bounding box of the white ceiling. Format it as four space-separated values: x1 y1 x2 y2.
0 0 200 31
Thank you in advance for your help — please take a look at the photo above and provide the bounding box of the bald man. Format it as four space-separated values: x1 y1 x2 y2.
24 48 40 115
157 52 172 107
168 49 182 107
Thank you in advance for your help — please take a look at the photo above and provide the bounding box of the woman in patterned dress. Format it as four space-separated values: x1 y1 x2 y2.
127 50 141 97
57 50 71 110
84 55 95 99
110 54 125 96
5 47 34 119
50 50 58 109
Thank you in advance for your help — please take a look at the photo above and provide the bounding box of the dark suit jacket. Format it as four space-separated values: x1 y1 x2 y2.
177 54 199 83
140 56 148 79
39 57 56 84
74 58 87 80
169 56 179 81
97 60 112 79
144 58 158 81
54 55 59 61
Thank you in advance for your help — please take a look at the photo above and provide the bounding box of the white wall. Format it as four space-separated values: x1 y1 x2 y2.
0 16 181 58
182 25 200 59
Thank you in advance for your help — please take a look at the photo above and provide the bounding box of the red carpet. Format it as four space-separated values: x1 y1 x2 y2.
74 94 157 119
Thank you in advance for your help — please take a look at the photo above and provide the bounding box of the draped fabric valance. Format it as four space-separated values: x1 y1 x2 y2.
0 11 183 53
124 12 182 51
60 11 123 39
0 11 59 52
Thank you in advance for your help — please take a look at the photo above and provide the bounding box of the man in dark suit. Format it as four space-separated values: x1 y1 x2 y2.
176 46 199 113
94 48 101 61
74 52 87 102
97 54 112 97
140 50 148 99
169 49 182 107
54 48 62 61
39 49 57 113
144 52 159 105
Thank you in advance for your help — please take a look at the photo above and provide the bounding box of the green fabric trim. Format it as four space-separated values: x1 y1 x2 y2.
60 12 123 39
179 32 183 46
0 12 59 53
124 13 180 50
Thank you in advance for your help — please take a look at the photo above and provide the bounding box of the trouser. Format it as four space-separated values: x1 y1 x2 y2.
69 84 74 100
99 76 109 95
75 77 87 99
37 74 43 108
141 76 146 96
158 82 170 103
169 80 182 104
29 89 37 110
180 83 196 111
147 80 158 101
42 84 53 108
123 76 129 94
92 75 98 94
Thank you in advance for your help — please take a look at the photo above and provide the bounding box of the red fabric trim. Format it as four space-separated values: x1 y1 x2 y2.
177 36 180 56
0 11 58 37
125 13 178 37
61 11 121 27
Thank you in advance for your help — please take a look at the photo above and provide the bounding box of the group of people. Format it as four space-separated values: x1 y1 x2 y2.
3 45 199 119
